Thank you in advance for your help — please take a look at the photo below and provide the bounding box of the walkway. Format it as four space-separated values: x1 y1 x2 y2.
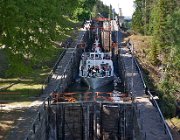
119 43 170 139
43 30 86 95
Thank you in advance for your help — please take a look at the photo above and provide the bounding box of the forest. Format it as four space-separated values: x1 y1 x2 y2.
132 0 180 117
0 0 109 77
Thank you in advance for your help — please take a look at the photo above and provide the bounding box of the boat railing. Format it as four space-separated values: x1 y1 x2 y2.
82 52 112 60
80 69 112 77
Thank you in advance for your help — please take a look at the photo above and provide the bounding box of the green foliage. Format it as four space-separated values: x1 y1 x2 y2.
125 22 132 29
5 54 32 77
4 47 62 78
132 0 145 34
158 80 176 118
132 0 155 34
159 94 176 118
91 0 110 18
0 0 109 77
148 45 159 66
0 0 78 59
73 8 90 21
152 0 176 50
0 0 75 77
166 9 180 71
72 0 97 21
133 0 180 117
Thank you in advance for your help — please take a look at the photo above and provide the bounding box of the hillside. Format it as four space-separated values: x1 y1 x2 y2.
124 34 180 138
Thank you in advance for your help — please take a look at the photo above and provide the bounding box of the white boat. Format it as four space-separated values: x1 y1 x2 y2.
79 31 114 89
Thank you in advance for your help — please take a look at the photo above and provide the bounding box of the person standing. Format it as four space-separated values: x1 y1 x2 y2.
81 65 84 76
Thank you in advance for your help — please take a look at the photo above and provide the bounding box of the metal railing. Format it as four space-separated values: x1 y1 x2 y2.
127 42 173 140
42 48 66 92
24 49 76 140
25 31 87 140
24 46 68 140
24 96 52 140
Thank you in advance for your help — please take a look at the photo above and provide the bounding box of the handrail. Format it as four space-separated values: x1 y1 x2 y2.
24 96 51 140
147 90 173 140
127 41 173 140
41 46 68 95
24 46 76 140
24 30 87 140
43 48 66 85
25 40 78 140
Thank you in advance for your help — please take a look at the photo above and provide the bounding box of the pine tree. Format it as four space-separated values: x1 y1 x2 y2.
132 0 144 34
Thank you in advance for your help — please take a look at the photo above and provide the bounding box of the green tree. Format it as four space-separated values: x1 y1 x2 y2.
0 0 79 76
152 0 176 50
132 0 179 117
0 0 110 76
132 0 145 34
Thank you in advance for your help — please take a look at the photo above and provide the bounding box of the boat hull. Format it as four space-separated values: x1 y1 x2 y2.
82 76 114 89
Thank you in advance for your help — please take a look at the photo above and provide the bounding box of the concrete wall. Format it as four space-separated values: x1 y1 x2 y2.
49 102 134 140
25 30 88 140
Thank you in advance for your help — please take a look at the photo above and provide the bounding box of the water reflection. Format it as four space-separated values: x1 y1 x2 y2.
60 80 126 103
65 81 114 93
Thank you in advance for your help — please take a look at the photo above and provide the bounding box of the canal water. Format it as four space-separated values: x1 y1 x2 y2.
63 28 124 102
63 77 125 102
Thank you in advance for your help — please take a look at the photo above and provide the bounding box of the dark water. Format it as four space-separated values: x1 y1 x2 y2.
65 80 114 93
63 79 124 102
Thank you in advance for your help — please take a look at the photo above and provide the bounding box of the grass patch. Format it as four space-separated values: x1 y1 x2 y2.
128 34 179 118
0 89 42 101
167 117 180 131
171 117 180 128
0 48 58 101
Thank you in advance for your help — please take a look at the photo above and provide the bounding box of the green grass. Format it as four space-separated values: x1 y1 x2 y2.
0 89 42 101
167 117 180 130
0 48 60 101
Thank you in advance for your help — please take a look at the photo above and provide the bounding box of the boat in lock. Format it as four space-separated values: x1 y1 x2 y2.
79 30 114 89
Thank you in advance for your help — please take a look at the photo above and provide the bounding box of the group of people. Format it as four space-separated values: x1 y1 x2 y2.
81 65 112 77
87 65 100 77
